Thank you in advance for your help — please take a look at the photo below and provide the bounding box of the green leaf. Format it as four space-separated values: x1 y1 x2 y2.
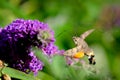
36 71 56 80
2 67 40 80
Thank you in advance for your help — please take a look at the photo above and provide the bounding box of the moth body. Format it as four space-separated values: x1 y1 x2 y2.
63 29 96 65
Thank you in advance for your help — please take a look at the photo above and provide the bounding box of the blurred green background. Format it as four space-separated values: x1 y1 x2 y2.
0 0 120 80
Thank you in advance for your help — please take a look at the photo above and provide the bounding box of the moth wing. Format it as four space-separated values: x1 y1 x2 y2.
63 49 73 57
80 29 94 40
63 45 82 57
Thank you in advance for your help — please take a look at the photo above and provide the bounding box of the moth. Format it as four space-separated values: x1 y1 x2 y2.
63 29 96 65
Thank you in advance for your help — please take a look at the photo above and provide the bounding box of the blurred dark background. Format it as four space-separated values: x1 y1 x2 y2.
0 0 120 80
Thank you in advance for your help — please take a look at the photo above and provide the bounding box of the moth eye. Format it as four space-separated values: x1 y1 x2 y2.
74 38 78 41
74 39 76 41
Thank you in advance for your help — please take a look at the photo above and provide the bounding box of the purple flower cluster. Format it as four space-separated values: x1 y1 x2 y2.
0 19 61 75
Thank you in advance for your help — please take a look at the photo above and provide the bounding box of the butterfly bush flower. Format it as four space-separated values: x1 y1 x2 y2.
0 19 62 75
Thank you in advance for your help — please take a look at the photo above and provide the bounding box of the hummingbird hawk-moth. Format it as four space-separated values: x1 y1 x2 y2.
63 29 96 65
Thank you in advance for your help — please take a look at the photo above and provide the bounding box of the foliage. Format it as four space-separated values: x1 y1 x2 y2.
0 0 120 80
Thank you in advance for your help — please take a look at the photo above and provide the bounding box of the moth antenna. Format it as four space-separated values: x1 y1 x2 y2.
55 30 73 38
55 30 67 38
80 29 94 40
